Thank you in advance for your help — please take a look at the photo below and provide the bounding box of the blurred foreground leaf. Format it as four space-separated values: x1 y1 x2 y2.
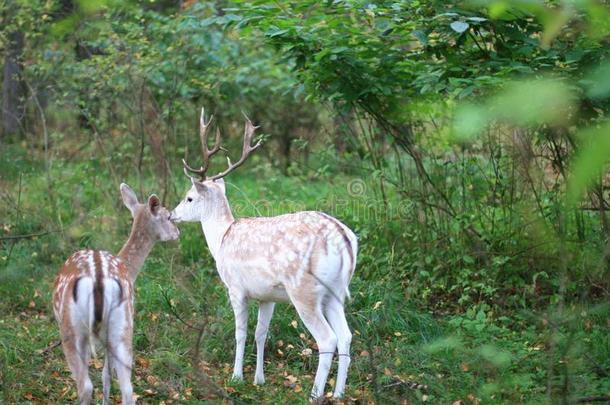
584 58 610 100
453 79 575 140
566 121 610 207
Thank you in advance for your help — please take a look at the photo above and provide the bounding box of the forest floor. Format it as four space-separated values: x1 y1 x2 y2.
1 147 608 404
2 265 608 405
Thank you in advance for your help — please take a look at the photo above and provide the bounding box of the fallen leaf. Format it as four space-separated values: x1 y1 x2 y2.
146 375 159 386
136 357 150 369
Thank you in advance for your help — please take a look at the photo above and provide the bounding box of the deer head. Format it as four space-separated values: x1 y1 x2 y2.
120 183 180 241
171 108 260 223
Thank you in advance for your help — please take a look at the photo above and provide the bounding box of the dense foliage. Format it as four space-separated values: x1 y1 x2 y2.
1 0 609 403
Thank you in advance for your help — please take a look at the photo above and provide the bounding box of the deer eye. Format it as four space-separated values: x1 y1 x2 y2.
187 197 193 202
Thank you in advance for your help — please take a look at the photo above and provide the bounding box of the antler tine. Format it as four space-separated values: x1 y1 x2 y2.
208 114 262 181
183 107 224 181
182 158 204 176
199 108 222 174
183 166 199 183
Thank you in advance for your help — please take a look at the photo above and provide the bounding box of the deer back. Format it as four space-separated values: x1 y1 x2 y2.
53 249 133 335
216 211 357 297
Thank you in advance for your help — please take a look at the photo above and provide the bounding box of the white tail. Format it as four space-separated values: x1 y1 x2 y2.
53 184 179 404
172 108 358 399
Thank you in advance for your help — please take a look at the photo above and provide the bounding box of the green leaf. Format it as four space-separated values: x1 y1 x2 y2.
479 345 512 369
566 121 610 207
450 21 469 33
492 79 575 126
584 58 610 99
412 29 428 45
452 103 489 140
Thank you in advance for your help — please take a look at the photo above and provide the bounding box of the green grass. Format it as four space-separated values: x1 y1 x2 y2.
1 148 608 404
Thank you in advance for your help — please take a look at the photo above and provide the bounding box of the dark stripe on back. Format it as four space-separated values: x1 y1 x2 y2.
93 251 104 331
72 277 82 302
316 212 354 268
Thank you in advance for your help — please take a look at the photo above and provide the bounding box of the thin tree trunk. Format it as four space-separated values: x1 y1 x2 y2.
2 29 26 137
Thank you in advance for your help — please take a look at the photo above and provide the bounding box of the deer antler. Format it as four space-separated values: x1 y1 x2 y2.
183 108 261 182
182 108 222 181
207 113 261 181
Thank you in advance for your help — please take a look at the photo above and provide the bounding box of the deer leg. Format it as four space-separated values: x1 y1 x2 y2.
324 299 352 398
229 293 248 381
102 352 113 405
254 302 275 385
61 333 93 405
111 339 134 405
289 292 337 400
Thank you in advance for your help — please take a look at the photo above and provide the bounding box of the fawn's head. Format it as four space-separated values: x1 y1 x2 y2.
120 183 180 241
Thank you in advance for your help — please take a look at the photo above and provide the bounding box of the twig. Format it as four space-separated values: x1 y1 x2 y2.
575 396 610 403
160 288 199 330
0 230 56 241
25 81 50 183
382 379 428 391
40 340 61 356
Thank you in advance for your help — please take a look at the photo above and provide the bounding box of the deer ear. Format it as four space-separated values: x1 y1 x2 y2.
148 194 161 216
120 183 139 217
214 178 226 193
191 178 207 195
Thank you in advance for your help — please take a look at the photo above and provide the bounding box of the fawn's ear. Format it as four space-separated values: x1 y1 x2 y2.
191 177 207 195
148 194 161 216
214 178 226 194
120 183 139 218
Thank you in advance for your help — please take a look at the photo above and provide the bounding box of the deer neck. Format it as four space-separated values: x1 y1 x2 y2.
200 196 234 261
118 226 155 281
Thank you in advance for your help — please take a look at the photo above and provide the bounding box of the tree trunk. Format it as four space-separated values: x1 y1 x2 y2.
2 29 26 137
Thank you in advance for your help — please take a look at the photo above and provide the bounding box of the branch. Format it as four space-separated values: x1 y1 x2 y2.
39 340 61 356
160 288 198 330
576 396 610 403
0 230 55 241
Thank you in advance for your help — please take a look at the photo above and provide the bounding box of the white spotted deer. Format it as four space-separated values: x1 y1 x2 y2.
53 184 179 404
171 109 358 400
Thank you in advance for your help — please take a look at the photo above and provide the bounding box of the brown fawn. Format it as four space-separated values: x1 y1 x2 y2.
53 183 179 404
171 109 358 400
